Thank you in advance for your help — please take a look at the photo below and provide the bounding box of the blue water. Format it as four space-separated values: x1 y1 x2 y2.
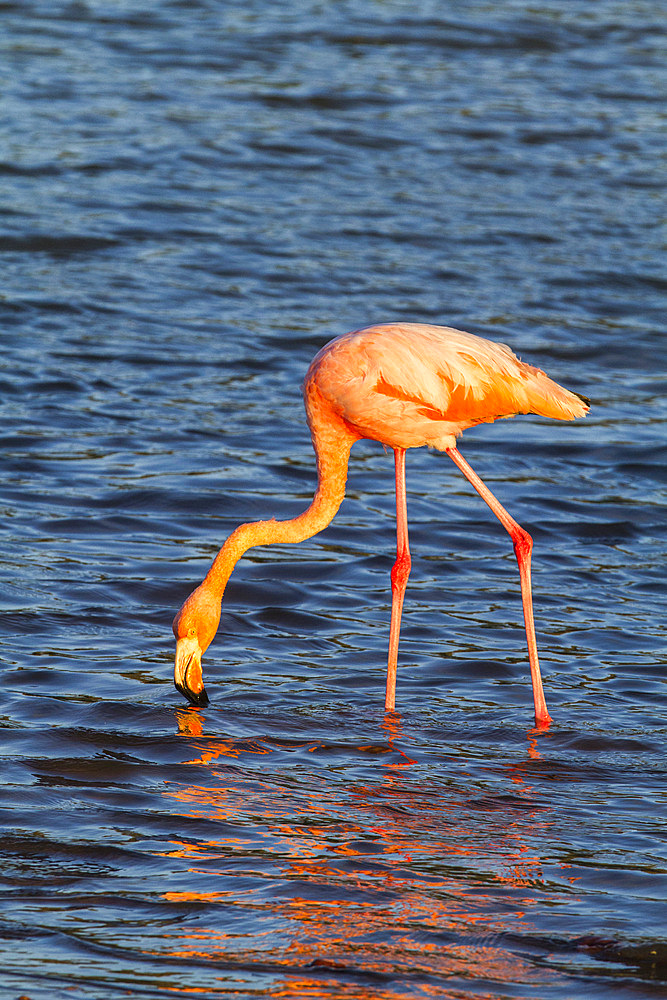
1 2 666 998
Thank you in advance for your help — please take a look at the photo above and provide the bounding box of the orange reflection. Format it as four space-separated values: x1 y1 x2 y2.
152 708 563 996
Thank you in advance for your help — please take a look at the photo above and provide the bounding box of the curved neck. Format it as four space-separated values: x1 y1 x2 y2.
203 420 357 600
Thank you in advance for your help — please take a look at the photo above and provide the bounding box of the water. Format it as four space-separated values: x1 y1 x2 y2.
1 1 666 997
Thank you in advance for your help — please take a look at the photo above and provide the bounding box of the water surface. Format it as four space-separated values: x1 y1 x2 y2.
1 2 666 998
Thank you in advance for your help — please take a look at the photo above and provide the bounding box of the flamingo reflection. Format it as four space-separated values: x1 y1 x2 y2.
154 709 565 995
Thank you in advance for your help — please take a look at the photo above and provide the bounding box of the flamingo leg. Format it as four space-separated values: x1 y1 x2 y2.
386 447 411 711
445 445 552 727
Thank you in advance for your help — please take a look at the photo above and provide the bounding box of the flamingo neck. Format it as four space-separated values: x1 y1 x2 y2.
202 419 357 602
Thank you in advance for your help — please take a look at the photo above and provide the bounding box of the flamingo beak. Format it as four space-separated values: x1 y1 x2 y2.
174 636 209 707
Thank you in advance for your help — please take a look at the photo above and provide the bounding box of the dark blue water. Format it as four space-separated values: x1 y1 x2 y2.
1 2 666 998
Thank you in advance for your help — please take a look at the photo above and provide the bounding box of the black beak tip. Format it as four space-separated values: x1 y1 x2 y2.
175 682 209 708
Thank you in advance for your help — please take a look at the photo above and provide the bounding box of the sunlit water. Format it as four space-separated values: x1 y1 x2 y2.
1 2 666 998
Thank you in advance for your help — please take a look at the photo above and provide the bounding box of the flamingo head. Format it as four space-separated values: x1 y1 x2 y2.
172 583 221 707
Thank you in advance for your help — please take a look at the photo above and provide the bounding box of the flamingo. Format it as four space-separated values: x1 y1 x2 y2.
173 322 589 725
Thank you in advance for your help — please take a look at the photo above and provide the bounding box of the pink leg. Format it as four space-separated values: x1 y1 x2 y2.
386 447 411 712
445 446 552 727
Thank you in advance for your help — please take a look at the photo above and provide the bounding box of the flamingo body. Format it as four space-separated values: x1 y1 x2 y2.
307 323 586 450
173 323 588 725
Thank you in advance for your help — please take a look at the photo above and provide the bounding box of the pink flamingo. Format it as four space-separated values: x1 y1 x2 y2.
173 323 589 725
